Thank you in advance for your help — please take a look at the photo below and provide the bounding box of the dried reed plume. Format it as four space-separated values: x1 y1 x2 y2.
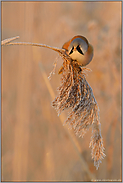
51 46 106 170
2 36 105 170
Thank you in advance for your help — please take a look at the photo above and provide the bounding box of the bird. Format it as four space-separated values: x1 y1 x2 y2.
62 35 93 66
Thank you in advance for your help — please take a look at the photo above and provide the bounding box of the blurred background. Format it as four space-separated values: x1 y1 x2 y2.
1 1 121 181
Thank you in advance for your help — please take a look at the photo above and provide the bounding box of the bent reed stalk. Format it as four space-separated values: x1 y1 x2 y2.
2 36 105 169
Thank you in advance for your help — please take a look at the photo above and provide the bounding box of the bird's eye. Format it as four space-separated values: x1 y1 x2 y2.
69 46 74 55
76 45 84 55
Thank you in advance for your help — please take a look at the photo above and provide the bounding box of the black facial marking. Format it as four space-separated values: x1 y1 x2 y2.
76 45 84 55
69 46 74 55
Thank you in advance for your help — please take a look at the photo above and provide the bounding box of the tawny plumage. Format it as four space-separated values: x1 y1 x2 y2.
62 35 93 66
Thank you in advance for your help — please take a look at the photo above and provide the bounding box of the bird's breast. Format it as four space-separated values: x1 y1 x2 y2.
69 51 85 64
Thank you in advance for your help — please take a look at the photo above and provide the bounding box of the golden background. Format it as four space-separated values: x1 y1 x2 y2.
2 1 121 181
